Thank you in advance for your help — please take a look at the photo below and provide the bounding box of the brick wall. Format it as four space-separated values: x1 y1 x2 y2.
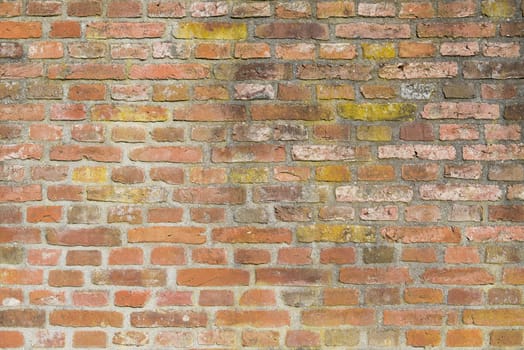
0 0 523 348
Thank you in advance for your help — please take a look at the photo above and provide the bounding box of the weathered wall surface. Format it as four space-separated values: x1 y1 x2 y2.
0 0 523 348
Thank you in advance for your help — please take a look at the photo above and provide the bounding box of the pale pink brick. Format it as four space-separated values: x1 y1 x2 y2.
419 184 502 201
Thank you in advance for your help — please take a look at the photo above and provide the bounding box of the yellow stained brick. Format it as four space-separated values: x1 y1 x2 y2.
91 105 169 122
297 224 375 243
338 103 417 121
362 43 396 59
72 166 107 183
87 186 167 203
481 0 516 17
230 168 268 183
315 165 351 182
174 22 248 40
357 125 392 141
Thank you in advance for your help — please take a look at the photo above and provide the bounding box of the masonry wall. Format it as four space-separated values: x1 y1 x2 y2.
0 0 523 348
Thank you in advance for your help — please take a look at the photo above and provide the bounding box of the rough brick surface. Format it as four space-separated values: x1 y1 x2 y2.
1 1 523 348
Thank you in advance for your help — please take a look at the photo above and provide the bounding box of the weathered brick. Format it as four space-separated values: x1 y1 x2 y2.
297 63 373 80
464 61 524 79
379 62 458 79
382 226 460 243
256 23 327 39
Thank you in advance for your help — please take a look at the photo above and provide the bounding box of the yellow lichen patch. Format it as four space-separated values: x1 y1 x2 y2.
297 224 375 243
357 125 392 141
315 165 351 182
338 103 417 121
174 22 248 40
72 166 107 183
86 186 167 203
91 105 169 122
481 0 516 17
230 168 269 183
362 43 396 59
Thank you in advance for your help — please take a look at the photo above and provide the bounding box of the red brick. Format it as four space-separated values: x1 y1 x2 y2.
445 247 481 263
286 330 320 347
340 267 412 284
438 0 477 17
277 247 312 265
192 248 226 265
29 124 62 141
67 0 101 16
235 249 271 265
0 206 22 224
448 288 483 305
48 270 83 287
147 1 185 17
198 329 235 346
320 247 356 264
407 330 441 347
337 23 410 39
0 331 24 348
256 23 328 39
109 247 143 265
490 330 523 346
30 290 65 305
131 311 206 327
257 268 330 286
156 290 192 307
129 63 209 79
128 226 205 244
503 268 524 284
317 1 355 18
50 20 81 38
130 146 201 163
400 2 435 18
0 309 45 327
234 42 270 58
149 247 185 265
0 1 22 17
423 268 495 285
323 288 359 306
114 290 150 307
404 288 444 304
68 84 105 101
213 227 291 244
488 288 521 305
0 184 42 202
242 330 279 347
107 0 141 17
178 268 249 286
112 126 146 143
446 329 483 347
384 309 444 326
92 269 166 287
302 308 374 326
73 291 109 307
66 250 101 266
0 21 41 38
48 64 125 80
239 289 276 306
0 228 40 244
199 290 233 306
191 207 225 223
73 331 106 347
47 227 121 246
28 41 63 59
174 187 245 204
